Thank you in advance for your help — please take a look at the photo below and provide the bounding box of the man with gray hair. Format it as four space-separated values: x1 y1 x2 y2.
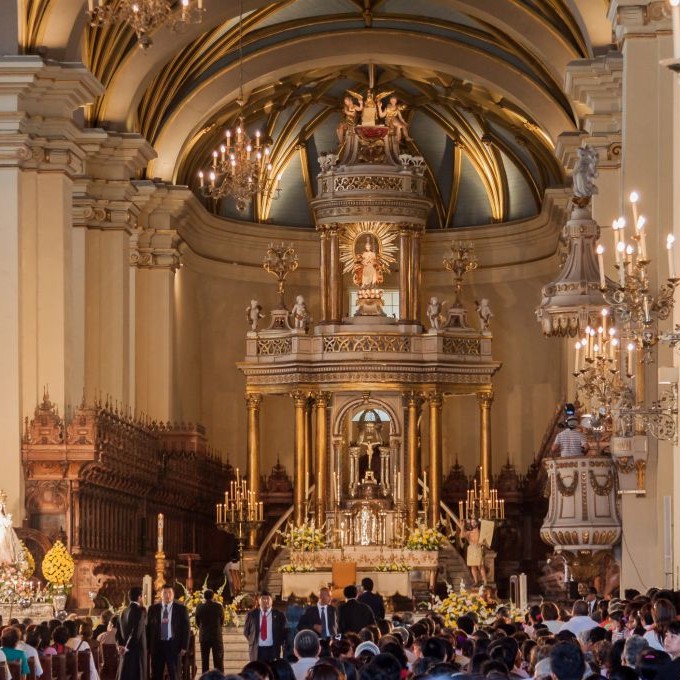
291 629 320 680
622 635 649 668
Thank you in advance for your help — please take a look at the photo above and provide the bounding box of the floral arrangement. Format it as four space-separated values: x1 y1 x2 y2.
375 562 409 572
432 583 527 628
277 563 316 573
405 522 446 551
18 541 35 579
41 540 74 587
177 578 240 629
276 520 326 552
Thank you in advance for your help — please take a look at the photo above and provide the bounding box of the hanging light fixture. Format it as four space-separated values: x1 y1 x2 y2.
197 0 282 212
88 0 205 50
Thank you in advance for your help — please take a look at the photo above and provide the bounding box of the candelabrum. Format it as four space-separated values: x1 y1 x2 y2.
459 477 504 522
199 117 282 211
443 241 478 307
263 242 299 310
216 472 264 585
88 0 205 50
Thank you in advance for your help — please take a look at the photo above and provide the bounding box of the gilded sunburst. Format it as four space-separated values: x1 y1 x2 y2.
339 222 398 282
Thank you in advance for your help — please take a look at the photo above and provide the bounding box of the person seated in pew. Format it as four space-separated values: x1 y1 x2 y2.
66 620 100 680
0 648 8 679
50 626 69 655
97 616 118 646
17 629 43 678
1 626 30 679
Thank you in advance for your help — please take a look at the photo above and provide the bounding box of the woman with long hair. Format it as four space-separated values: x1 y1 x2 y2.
644 599 677 652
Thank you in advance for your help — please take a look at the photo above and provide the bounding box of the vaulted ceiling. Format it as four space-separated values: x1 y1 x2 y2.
22 0 613 228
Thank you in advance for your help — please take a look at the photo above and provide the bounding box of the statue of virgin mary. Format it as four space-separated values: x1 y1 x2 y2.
0 492 23 565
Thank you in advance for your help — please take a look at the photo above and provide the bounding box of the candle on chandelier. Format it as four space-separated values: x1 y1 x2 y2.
616 242 626 286
574 341 581 373
610 336 619 361
198 0 202 9
667 235 676 279
596 244 606 288
209 172 215 189
629 191 639 226
671 0 680 59
627 343 635 376
601 308 608 335
625 245 634 275
636 216 648 260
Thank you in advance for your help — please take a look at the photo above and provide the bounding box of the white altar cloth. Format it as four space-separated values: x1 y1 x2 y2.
281 570 410 598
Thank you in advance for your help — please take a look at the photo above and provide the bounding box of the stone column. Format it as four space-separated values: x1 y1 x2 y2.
410 228 423 322
314 392 330 527
78 133 156 408
245 393 262 549
316 225 330 323
404 392 421 526
293 391 307 525
427 392 443 528
304 398 313 505
478 391 494 483
132 184 188 420
328 224 343 323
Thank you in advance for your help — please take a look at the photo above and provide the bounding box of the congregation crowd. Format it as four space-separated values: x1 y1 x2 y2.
4 580 680 680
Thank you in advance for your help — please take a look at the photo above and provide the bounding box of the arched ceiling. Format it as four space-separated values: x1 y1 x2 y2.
21 0 614 229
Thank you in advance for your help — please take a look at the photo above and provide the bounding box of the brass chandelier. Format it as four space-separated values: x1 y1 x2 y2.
198 0 282 211
88 0 205 50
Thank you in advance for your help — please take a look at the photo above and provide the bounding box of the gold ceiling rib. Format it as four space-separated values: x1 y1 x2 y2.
21 0 51 53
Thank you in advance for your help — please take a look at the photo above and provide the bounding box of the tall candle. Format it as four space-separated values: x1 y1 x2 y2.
667 235 676 279
629 191 639 226
596 245 606 288
636 216 647 260
157 513 164 553
627 343 635 376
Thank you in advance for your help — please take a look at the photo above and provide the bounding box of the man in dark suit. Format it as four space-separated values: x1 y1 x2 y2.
337 584 375 634
243 591 287 662
195 589 225 673
147 584 191 680
358 577 385 621
115 586 147 680
297 586 337 639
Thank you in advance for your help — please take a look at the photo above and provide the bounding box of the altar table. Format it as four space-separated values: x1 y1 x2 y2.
281 570 410 598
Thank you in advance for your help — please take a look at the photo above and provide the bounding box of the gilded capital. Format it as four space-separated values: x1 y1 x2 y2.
427 392 443 408
477 391 494 408
402 391 422 409
245 393 263 410
291 390 308 407
313 391 332 407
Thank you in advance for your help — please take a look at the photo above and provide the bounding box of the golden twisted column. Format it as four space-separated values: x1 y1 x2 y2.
246 393 262 548
404 391 421 527
427 392 443 528
314 392 331 527
292 391 307 525
478 391 494 484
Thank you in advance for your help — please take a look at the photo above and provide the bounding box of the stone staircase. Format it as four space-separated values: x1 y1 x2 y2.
261 546 290 600
195 627 251 675
438 541 472 590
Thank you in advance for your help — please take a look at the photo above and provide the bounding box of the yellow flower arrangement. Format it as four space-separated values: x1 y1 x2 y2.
177 578 240 629
277 563 316 573
277 520 326 552
375 562 409 572
405 522 446 551
41 540 74 587
433 583 527 627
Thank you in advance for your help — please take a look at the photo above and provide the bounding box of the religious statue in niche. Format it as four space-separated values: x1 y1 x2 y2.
339 222 398 317
348 409 393 503
571 145 599 205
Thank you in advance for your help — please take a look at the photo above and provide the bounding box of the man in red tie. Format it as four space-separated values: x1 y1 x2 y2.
243 591 287 662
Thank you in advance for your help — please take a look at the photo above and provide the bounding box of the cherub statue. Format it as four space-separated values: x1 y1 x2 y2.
476 298 493 332
337 93 364 145
290 295 311 331
246 299 264 331
572 145 599 199
378 95 412 143
427 297 444 330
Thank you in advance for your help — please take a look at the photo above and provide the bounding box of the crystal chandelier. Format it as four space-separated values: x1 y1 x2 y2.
88 0 205 50
197 0 282 211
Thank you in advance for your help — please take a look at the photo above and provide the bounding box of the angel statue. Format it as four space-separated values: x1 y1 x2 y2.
290 295 311 331
476 298 493 332
427 297 444 330
378 95 412 143
353 238 383 288
337 93 364 144
245 299 264 331
572 145 599 199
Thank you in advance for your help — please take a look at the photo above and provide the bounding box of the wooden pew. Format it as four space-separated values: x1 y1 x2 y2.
99 645 118 680
38 655 52 680
51 654 67 680
6 661 21 680
76 651 91 680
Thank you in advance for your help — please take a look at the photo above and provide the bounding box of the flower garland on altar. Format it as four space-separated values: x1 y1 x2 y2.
405 522 446 551
277 563 316 573
276 520 326 552
375 562 409 572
